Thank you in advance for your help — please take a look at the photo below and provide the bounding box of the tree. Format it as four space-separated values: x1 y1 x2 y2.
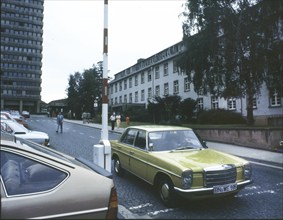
179 98 197 122
66 62 103 118
148 95 182 124
177 0 283 125
66 72 82 119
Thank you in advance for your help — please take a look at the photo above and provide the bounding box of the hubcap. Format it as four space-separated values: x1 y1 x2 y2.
115 160 120 173
160 183 170 200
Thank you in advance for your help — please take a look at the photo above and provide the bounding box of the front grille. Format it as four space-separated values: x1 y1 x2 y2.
204 164 237 187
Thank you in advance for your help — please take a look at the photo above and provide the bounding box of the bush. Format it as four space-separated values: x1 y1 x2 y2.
197 109 246 124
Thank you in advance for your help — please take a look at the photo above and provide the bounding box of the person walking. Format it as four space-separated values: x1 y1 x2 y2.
56 112 64 133
110 112 116 130
126 116 130 125
116 113 121 129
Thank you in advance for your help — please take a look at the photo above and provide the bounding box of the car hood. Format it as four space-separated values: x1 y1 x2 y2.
15 130 49 139
153 148 247 171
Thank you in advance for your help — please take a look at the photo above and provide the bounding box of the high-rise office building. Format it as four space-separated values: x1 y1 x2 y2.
1 0 44 113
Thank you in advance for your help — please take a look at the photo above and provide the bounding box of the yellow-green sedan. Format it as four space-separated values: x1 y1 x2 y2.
110 125 253 207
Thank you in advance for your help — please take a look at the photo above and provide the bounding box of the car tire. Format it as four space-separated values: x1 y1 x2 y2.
157 176 179 207
113 158 124 177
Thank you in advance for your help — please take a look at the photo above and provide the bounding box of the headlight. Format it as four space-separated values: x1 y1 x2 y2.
181 170 193 189
243 163 252 179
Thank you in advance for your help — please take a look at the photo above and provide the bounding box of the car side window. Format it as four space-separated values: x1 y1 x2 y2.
0 151 67 196
120 129 137 145
1 122 12 133
134 130 146 150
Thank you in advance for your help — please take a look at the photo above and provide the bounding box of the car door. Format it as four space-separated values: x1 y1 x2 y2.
118 128 138 171
129 129 148 180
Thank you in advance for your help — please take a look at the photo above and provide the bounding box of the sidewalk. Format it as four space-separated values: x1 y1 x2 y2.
64 119 283 166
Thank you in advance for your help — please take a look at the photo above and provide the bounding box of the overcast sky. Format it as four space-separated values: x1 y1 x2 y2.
41 0 186 103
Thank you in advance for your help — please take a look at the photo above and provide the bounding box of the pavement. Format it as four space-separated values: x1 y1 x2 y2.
64 118 283 167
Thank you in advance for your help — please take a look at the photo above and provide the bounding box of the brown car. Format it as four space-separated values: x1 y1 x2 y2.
1 132 118 219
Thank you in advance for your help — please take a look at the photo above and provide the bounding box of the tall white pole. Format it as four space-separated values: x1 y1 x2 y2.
100 0 111 172
101 0 109 142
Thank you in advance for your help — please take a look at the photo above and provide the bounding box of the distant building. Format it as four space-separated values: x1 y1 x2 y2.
0 0 44 113
109 2 283 126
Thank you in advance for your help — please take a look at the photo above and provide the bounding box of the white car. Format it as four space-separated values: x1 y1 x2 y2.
0 119 49 146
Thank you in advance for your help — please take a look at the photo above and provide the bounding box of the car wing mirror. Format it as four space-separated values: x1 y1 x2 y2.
148 143 154 151
202 140 208 148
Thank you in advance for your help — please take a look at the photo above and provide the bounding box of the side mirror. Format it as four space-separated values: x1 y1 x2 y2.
202 140 208 148
148 143 154 151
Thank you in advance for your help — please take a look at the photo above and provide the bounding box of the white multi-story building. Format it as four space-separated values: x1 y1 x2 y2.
109 41 282 125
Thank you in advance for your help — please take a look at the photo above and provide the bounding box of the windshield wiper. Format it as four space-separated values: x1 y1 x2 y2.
170 146 196 152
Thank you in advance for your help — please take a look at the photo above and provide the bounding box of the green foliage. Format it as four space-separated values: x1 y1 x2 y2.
179 98 198 122
197 109 246 125
66 62 103 119
178 0 283 125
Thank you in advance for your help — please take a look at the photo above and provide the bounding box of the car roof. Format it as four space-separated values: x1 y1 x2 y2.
1 119 27 131
0 136 75 167
126 125 193 132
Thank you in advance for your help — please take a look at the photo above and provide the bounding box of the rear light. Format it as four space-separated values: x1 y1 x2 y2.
106 187 118 219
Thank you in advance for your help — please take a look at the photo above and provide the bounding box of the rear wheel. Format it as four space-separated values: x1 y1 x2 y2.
113 158 124 177
157 177 179 207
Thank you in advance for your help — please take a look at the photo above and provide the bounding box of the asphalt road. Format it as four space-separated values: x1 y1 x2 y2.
28 115 283 219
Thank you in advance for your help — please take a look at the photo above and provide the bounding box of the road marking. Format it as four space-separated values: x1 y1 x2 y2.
129 203 152 210
147 208 174 217
118 205 151 219
249 161 283 170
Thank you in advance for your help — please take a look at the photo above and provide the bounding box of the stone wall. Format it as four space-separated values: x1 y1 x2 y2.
195 128 283 151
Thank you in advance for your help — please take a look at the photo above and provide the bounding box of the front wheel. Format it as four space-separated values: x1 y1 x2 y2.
113 158 124 177
157 177 179 207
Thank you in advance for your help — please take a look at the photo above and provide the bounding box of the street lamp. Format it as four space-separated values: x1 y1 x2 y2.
93 97 99 108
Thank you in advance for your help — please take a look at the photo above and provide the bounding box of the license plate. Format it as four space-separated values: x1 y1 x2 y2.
213 183 237 194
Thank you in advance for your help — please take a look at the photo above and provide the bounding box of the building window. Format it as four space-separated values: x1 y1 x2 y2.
129 93 132 103
173 60 178 73
155 66 160 79
115 84 118 93
119 82 122 91
124 80 127 90
129 77 132 88
197 98 203 110
164 63 168 76
164 83 169 95
135 91 138 102
173 80 179 94
211 96 219 109
141 72 145 84
135 75 138 86
155 85 160 97
270 89 281 107
228 98 236 110
184 77 190 92
141 89 145 101
124 94 127 103
119 96 122 103
115 97 117 104
148 69 152 82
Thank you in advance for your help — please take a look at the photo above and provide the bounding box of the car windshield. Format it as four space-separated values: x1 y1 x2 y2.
148 130 204 151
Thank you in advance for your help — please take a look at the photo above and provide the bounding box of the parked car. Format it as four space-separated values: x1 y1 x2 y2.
0 132 118 219
110 125 253 207
21 110 30 118
0 119 49 146
1 111 28 128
